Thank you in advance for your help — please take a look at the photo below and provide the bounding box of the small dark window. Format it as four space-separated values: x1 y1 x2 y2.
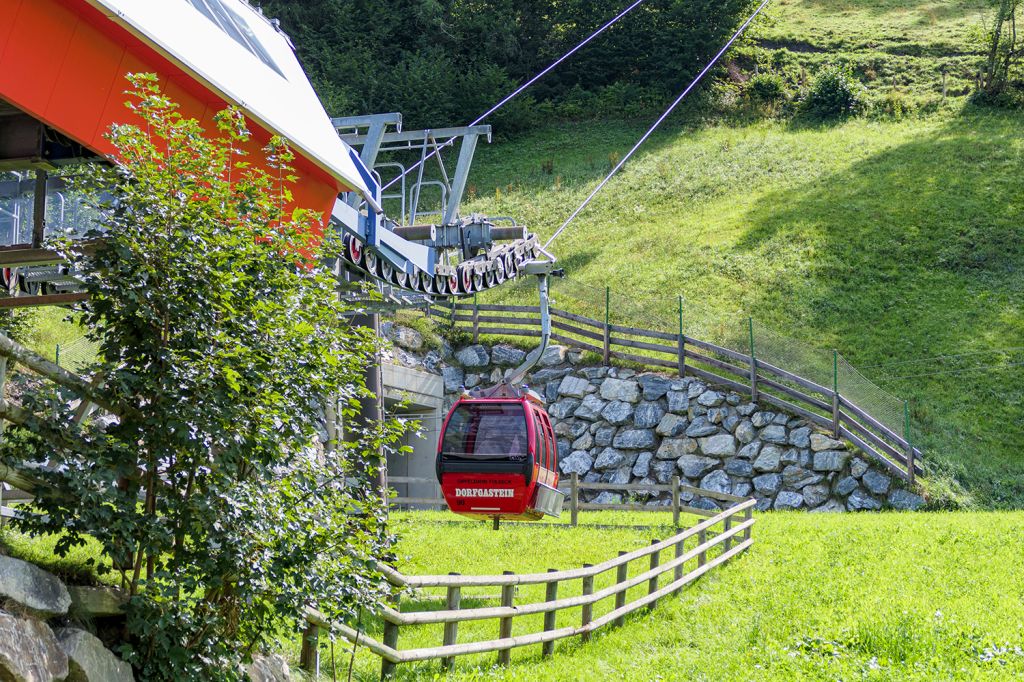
185 0 286 78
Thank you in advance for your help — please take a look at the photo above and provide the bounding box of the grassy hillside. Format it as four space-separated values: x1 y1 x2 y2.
459 107 1023 509
335 511 1024 681
747 0 991 107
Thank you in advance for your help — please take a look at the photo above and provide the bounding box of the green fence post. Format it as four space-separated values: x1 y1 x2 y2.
602 286 611 366
677 296 685 378
904 400 915 486
832 350 840 438
747 318 758 401
55 344 60 367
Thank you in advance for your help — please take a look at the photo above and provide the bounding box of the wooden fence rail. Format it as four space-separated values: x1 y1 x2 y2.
303 498 756 679
387 475 745 526
431 301 922 483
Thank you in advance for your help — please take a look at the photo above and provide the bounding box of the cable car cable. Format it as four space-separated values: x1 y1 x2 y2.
380 0 649 193
544 0 773 251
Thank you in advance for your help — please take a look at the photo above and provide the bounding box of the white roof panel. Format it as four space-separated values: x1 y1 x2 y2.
85 0 371 199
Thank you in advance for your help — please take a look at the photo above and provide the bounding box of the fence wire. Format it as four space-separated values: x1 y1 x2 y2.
479 273 913 445
54 335 98 373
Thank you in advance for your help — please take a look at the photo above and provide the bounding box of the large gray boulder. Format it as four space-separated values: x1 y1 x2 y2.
834 476 859 496
56 628 134 682
699 470 732 495
696 390 725 407
559 450 594 476
387 325 424 351
638 374 672 401
650 460 677 484
557 375 590 398
0 611 68 682
699 434 736 457
735 420 757 444
594 426 616 447
753 473 782 496
737 440 762 459
813 450 851 472
594 448 627 471
442 366 465 393
759 424 788 444
490 344 527 367
656 438 695 460
810 433 846 452
789 426 812 448
847 489 882 511
539 345 568 366
632 451 654 478
888 488 926 511
752 445 782 473
633 401 666 429
724 458 754 478
751 411 775 428
67 586 127 618
248 654 291 682
0 556 71 618
600 378 640 403
678 455 718 479
549 398 581 420
809 499 846 513
613 429 656 450
655 413 688 437
666 390 689 414
782 465 824 490
685 416 718 438
774 491 805 510
802 484 830 508
862 469 892 495
601 400 635 426
455 344 490 367
573 394 607 421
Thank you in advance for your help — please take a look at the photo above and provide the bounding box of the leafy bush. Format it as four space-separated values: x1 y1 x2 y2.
801 64 866 119
1 75 404 680
748 72 788 105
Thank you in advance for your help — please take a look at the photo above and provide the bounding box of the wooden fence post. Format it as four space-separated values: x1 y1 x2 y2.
299 622 319 675
832 350 841 438
614 551 628 627
381 594 401 680
743 505 753 542
603 286 611 366
570 473 579 527
674 533 685 585
580 565 594 642
723 516 733 553
671 476 681 528
472 293 480 343
441 574 461 672
498 571 515 666
542 569 558 658
698 529 707 568
748 317 758 401
647 539 660 608
677 295 686 378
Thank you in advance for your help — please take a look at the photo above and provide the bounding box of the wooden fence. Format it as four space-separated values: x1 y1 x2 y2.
428 301 922 483
389 475 747 527
301 497 756 679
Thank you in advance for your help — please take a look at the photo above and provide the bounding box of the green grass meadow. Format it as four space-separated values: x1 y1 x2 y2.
456 106 1023 510
325 510 1024 681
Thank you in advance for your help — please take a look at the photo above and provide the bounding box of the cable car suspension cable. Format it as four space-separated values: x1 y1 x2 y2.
543 0 773 251
380 0 649 193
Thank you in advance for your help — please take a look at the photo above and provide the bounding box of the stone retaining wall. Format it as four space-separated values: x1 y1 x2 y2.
426 339 926 513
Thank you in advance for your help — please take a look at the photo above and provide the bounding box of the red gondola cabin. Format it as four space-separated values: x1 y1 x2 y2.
436 392 563 521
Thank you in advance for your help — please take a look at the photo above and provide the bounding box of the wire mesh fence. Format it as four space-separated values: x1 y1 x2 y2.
54 335 98 373
476 274 914 449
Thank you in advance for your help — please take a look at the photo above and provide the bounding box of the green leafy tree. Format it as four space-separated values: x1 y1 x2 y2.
978 0 1023 100
2 74 403 680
